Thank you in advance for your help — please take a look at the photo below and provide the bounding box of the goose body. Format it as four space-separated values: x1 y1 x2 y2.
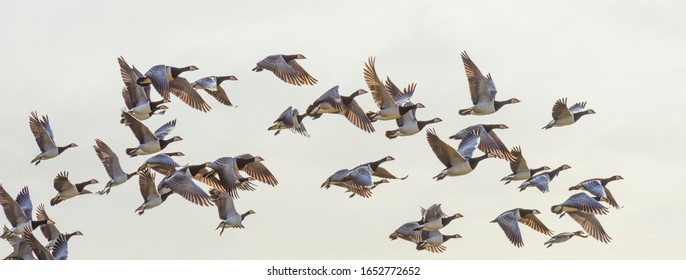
252 54 317 86
306 86 374 133
458 52 519 115
138 152 185 176
418 204 463 231
542 98 596 129
544 231 588 248
353 156 408 180
415 230 461 253
29 111 77 165
449 124 514 161
118 57 169 121
207 154 277 199
50 171 97 206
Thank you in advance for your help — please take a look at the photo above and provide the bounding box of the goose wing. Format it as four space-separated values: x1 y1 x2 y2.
519 213 553 236
138 168 160 202
286 58 317 85
460 51 491 105
164 171 213 206
551 98 572 120
236 154 278 186
36 204 60 240
493 210 523 247
29 112 56 153
14 186 33 220
343 98 375 132
51 234 69 260
121 111 157 144
208 157 240 199
569 101 587 114
456 132 479 160
169 77 212 112
363 57 396 109
210 189 239 220
94 139 125 179
564 193 609 215
144 65 171 100
23 229 54 260
0 185 29 227
523 174 551 193
578 180 606 198
153 119 177 139
509 146 529 173
53 171 73 192
118 57 150 107
427 129 465 168
567 211 611 243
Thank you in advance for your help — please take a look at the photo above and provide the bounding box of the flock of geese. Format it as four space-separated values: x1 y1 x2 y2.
0 51 623 259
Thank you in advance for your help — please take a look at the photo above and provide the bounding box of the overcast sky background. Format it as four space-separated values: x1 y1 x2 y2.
0 1 684 260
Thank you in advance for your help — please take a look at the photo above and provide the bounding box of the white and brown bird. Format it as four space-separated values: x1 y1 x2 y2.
491 208 553 247
569 175 624 209
306 85 375 133
458 51 520 115
551 193 611 243
449 124 514 161
417 204 463 231
50 171 97 206
252 54 317 86
29 111 77 165
192 75 238 107
426 128 494 180
35 204 83 250
542 98 595 129
117 57 169 122
500 146 550 185
544 231 588 248
93 139 137 195
267 106 309 137
517 164 571 193
121 111 183 157
363 57 425 122
0 185 53 239
207 155 278 199
210 189 255 236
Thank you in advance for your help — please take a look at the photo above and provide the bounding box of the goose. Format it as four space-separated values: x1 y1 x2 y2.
417 204 463 231
544 231 588 248
551 192 611 243
389 221 424 242
117 56 169 121
3 232 35 260
500 146 550 184
267 106 309 137
449 124 514 161
138 152 185 176
157 168 213 207
93 139 137 195
354 156 408 180
490 208 553 247
191 75 238 107
414 230 462 253
121 111 183 157
542 98 596 129
210 189 255 236
426 128 494 180
0 185 53 239
306 86 375 133
383 78 439 138
35 204 83 250
569 175 624 209
252 54 317 86
207 154 278 199
135 168 172 215
23 228 69 260
458 51 520 115
29 111 77 165
50 171 97 206
320 167 374 198
363 57 425 122
517 164 571 193
136 64 199 100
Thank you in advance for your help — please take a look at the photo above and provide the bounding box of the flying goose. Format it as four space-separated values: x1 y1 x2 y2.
517 164 571 193
542 98 596 129
389 221 424 242
0 185 53 239
210 189 255 236
267 106 309 137
414 230 462 253
23 228 56 260
138 152 185 176
426 128 494 180
544 231 588 248
417 204 463 231
551 193 611 243
35 204 83 250
363 57 425 122
449 124 514 161
135 168 172 215
117 57 169 121
192 75 238 107
136 64 199 101
207 155 277 199
354 156 408 180
569 175 624 209
500 146 550 184
458 51 520 115
252 54 317 86
121 111 183 157
383 78 439 138
305 86 375 133
50 171 97 206
320 167 375 198
490 208 553 247
29 111 77 165
93 139 137 195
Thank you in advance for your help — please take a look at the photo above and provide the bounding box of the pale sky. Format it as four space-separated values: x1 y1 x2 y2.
0 0 684 260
